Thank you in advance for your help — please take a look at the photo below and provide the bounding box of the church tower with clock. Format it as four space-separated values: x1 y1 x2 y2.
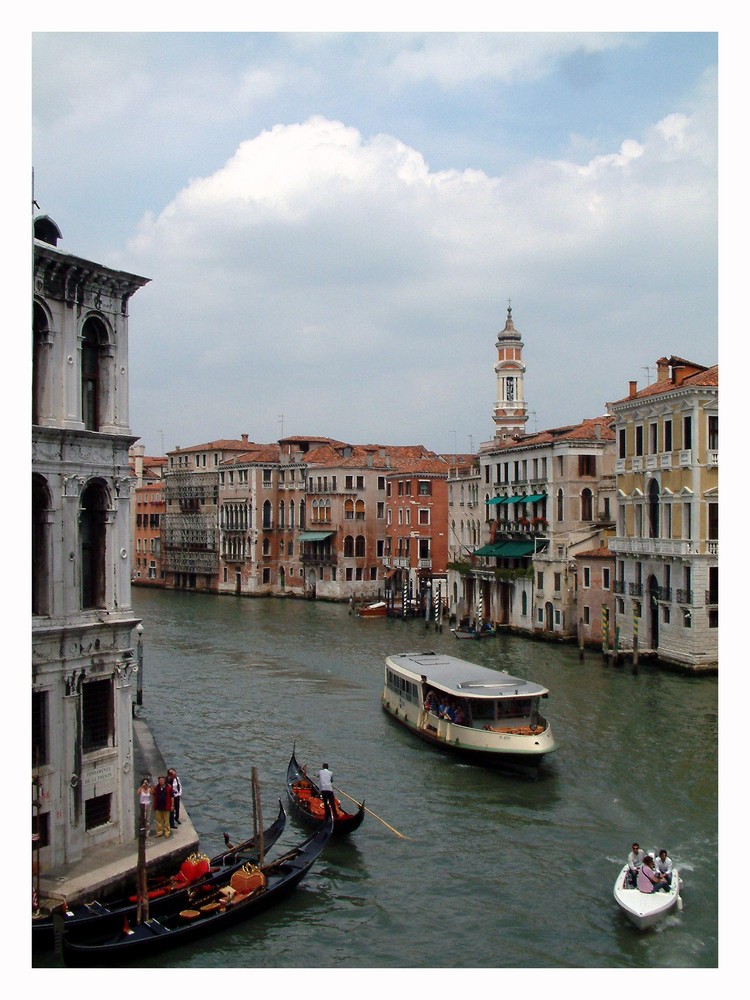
492 303 528 442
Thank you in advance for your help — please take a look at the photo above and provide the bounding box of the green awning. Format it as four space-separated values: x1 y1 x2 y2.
524 493 547 502
298 531 336 542
487 496 506 505
504 495 528 504
499 541 536 557
473 542 509 556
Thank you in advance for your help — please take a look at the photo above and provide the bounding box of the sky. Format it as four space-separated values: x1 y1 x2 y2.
28 16 719 458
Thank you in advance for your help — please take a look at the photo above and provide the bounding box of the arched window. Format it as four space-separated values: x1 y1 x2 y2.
279 500 285 528
581 488 593 521
355 535 366 557
556 489 564 522
299 500 305 529
289 499 295 528
325 499 332 523
33 302 50 425
80 480 109 609
32 475 52 615
263 500 272 529
355 499 365 520
344 498 354 521
81 317 106 431
648 478 660 538
344 535 354 557
521 590 528 616
311 499 319 523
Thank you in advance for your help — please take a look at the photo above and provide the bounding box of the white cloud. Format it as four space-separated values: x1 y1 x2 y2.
120 86 715 452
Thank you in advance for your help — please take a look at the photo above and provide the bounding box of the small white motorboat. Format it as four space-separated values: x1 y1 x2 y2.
613 863 682 929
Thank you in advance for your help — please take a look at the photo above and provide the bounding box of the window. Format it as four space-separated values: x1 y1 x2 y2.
602 567 611 590
536 571 544 590
708 415 718 451
355 535 366 557
356 476 365 489
618 428 626 460
582 606 590 625
683 415 692 450
553 573 562 593
648 478 660 538
578 455 596 476
32 690 49 767
418 481 431 496
82 679 114 753
708 503 718 541
32 476 52 615
81 318 105 431
664 419 672 452
582 566 591 588
581 488 593 521
378 476 386 490
419 508 430 525
85 793 112 830
80 480 108 609
649 423 658 454
635 426 644 456
377 502 385 518
556 489 564 522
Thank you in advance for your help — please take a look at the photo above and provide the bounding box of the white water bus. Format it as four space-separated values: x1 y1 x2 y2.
382 651 558 772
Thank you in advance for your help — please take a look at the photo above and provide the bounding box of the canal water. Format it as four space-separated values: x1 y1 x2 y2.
57 588 723 970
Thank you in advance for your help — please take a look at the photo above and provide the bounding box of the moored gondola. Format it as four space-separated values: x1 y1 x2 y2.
61 811 333 965
286 750 365 836
32 800 286 950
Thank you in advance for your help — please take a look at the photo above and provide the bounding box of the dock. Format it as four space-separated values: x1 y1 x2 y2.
35 715 199 913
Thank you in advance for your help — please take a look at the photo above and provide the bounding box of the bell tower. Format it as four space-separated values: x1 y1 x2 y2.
492 302 528 442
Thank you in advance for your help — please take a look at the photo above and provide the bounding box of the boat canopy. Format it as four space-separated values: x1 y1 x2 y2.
385 652 549 699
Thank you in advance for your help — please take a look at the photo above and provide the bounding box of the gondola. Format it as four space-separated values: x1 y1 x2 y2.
61 811 333 965
286 749 365 836
32 800 286 950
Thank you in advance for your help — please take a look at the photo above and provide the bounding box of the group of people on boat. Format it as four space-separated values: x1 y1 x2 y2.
423 690 466 725
627 842 673 893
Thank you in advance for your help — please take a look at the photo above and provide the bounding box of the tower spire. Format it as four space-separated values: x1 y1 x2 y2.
492 301 528 442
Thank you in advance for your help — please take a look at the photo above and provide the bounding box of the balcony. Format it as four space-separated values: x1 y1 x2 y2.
417 558 432 570
609 537 693 557
676 588 693 605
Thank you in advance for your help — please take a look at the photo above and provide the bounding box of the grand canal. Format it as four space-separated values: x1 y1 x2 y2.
57 588 723 969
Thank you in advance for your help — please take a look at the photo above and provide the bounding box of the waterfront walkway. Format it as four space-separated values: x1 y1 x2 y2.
36 713 199 911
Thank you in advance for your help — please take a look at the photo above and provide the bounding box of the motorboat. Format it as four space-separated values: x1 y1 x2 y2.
382 651 557 773
355 601 387 618
613 862 682 929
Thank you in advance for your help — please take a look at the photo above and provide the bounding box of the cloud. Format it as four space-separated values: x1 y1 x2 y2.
120 85 715 453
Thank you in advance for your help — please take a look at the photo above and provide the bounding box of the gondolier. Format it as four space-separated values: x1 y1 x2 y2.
318 763 336 818
168 768 182 827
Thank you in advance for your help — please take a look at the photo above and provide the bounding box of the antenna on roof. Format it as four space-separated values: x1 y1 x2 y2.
278 413 285 438
642 367 653 385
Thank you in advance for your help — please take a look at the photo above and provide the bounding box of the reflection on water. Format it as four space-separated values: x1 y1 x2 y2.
47 588 721 968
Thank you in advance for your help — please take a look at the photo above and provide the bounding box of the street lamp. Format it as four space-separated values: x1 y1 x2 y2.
135 622 144 707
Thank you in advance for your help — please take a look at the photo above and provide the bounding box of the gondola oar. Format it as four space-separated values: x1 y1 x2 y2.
334 786 412 841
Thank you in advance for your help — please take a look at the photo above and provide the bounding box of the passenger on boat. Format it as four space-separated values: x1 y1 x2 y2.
453 704 466 725
424 691 437 714
656 849 673 885
627 843 646 887
637 855 670 893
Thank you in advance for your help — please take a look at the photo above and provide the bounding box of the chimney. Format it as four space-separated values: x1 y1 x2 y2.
656 358 670 382
241 433 248 442
629 380 638 398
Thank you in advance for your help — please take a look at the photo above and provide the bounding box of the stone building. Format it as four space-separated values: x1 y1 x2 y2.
383 455 450 611
32 215 149 868
608 356 718 670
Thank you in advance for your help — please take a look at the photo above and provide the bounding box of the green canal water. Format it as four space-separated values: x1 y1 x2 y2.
42 587 722 970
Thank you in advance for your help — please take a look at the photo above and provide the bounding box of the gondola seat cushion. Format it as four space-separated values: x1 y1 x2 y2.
179 909 201 920
230 865 267 895
179 854 211 883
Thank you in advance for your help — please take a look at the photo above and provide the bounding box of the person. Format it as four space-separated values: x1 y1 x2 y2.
637 854 670 893
318 763 337 819
627 843 646 887
152 775 173 838
655 849 673 885
168 768 182 828
138 776 152 835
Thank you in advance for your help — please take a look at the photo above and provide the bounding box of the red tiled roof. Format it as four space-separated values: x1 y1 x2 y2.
574 546 613 559
610 362 718 404
487 416 615 452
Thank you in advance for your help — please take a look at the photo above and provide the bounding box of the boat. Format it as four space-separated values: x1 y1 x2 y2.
613 862 682 929
286 749 365 836
61 812 333 965
355 600 387 618
32 800 286 950
451 619 497 640
382 651 558 772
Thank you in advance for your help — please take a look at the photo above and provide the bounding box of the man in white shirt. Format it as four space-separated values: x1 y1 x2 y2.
655 849 673 885
627 842 646 887
318 763 337 819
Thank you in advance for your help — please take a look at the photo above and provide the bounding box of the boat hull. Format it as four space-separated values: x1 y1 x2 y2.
61 816 333 965
381 700 553 774
286 751 365 836
32 801 286 950
613 864 681 929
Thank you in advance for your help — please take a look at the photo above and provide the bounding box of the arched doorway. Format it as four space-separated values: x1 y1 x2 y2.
545 601 554 632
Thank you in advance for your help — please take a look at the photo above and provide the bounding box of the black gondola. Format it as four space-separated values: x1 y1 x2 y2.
61 811 333 965
286 749 365 836
32 800 286 950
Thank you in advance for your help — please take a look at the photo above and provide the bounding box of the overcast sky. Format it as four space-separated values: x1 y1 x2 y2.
30 21 718 458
